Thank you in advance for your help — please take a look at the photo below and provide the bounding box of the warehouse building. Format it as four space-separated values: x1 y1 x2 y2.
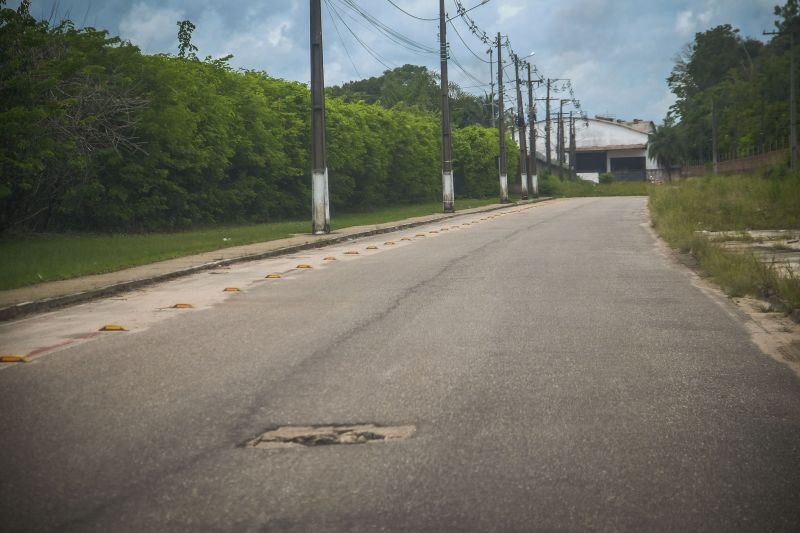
572 117 657 183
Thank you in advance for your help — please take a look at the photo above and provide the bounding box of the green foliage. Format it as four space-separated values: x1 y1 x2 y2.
647 118 683 178
663 2 799 164
540 175 649 197
0 198 501 290
650 173 800 243
452 125 507 198
329 64 493 128
176 20 198 59
0 3 148 231
599 173 614 184
649 171 800 307
0 8 504 234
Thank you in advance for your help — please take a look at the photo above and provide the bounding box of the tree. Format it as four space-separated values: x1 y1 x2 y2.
0 2 148 231
648 119 684 181
176 20 198 60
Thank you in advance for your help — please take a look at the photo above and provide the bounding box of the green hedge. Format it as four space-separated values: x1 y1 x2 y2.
0 5 517 233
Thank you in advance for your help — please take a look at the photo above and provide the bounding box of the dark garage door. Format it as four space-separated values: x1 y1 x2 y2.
610 157 646 181
575 152 607 173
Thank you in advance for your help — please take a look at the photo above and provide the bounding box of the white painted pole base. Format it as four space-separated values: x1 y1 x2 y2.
520 176 528 200
323 167 330 229
312 168 330 234
499 174 509 203
532 174 539 196
442 170 455 212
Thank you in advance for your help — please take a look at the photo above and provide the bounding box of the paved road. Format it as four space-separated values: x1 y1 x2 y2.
2 197 799 532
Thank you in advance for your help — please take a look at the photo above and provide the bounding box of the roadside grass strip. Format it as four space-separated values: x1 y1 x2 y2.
649 172 800 309
0 198 502 291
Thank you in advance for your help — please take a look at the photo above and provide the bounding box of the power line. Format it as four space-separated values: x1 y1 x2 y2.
327 0 395 70
448 17 491 64
452 0 493 45
324 0 361 77
449 48 486 86
384 0 437 21
334 0 437 55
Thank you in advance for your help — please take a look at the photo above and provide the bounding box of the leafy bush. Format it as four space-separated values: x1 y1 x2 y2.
0 5 512 233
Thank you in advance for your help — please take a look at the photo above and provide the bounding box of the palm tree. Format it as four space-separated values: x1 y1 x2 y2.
648 118 684 182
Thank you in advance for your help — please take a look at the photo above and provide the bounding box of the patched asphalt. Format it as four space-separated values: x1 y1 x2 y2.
1 197 799 532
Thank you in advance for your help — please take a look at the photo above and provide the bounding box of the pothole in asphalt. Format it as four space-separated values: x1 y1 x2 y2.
247 424 416 449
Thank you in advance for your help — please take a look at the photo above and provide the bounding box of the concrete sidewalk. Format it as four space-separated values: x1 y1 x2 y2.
0 199 550 321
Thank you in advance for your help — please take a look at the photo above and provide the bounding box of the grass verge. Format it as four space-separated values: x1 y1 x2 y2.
0 198 504 291
649 171 800 309
539 175 652 197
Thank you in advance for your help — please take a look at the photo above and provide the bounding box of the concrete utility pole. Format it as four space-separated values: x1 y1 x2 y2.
439 0 454 212
764 29 797 169
497 33 509 202
487 48 495 128
558 101 566 178
711 97 719 175
527 63 538 196
514 56 529 199
569 112 576 175
310 0 330 234
791 32 797 169
545 79 552 171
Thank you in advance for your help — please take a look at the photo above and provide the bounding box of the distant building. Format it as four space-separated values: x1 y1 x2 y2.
572 117 657 183
511 115 658 182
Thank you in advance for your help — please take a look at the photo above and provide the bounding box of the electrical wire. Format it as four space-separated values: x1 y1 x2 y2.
448 18 491 64
384 0 437 21
324 0 361 77
325 0 586 122
449 50 486 87
333 0 437 55
327 0 395 70
452 0 493 45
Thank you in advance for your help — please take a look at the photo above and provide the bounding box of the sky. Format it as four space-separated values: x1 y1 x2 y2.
9 0 782 123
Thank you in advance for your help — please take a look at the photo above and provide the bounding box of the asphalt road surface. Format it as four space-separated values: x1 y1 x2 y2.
2 197 800 532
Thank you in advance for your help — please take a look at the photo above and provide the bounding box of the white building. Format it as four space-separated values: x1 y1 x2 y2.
572 117 657 183
512 116 658 183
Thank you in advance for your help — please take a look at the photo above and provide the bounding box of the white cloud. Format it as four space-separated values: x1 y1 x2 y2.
267 20 291 47
676 10 694 35
497 3 523 25
119 3 183 53
675 8 714 36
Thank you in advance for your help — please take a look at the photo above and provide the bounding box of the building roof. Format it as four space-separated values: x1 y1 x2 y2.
593 116 655 135
576 143 647 152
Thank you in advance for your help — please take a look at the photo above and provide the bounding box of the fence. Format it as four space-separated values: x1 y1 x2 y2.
679 148 789 178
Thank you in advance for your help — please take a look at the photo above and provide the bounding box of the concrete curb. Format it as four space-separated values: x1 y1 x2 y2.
0 199 547 322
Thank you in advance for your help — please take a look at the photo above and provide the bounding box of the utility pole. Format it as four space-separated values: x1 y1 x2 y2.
780 30 796 168
569 112 576 175
545 79 552 172
558 100 566 178
310 0 330 234
439 0 454 212
514 56 528 199
711 97 719 175
487 48 495 128
764 29 796 169
527 63 538 196
497 33 509 202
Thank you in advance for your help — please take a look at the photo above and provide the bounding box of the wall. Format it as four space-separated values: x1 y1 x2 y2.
679 149 789 178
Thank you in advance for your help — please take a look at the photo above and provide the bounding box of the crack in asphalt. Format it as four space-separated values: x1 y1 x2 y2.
48 200 591 530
